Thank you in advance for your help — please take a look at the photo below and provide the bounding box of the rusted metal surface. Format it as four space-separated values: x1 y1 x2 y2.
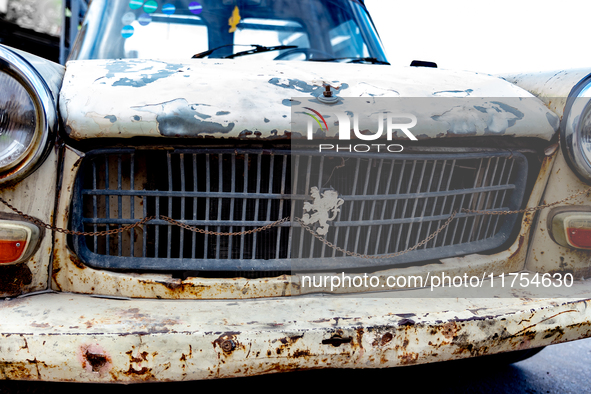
1 286 591 382
59 59 558 140
0 264 32 293
501 68 591 276
0 147 59 297
51 143 557 299
525 149 591 277
500 68 591 118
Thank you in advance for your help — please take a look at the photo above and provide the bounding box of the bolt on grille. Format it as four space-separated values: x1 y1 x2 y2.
71 148 528 271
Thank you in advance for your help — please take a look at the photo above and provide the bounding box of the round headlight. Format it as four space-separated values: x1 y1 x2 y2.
0 45 56 184
562 77 591 183
0 71 37 172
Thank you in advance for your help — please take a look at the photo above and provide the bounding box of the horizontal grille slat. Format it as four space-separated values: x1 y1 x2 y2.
71 148 528 272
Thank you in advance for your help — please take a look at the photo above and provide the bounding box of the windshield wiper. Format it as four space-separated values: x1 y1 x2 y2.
192 44 235 59
314 57 390 65
192 44 297 59
224 45 298 59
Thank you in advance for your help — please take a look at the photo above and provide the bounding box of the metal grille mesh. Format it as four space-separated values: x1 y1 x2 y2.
72 148 527 271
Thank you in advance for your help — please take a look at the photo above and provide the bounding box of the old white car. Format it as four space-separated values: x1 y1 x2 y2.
1 0 591 383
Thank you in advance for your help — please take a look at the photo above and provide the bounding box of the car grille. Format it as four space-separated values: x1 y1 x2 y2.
71 148 528 271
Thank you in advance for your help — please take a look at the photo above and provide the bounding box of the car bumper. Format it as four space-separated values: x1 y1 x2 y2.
1 280 591 383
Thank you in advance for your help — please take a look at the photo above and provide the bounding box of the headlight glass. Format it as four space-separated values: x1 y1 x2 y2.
579 100 591 168
562 80 591 183
0 71 37 172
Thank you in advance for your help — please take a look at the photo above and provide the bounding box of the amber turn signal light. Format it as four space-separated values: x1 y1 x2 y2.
550 212 591 250
564 216 591 249
0 221 40 264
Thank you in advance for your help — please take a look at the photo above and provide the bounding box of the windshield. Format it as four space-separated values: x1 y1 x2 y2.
72 0 387 63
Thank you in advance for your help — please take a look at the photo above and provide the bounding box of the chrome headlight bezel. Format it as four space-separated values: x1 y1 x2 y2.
0 45 56 185
561 74 591 184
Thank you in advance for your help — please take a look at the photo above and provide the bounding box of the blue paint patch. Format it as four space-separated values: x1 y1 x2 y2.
110 63 184 87
121 25 135 39
194 112 211 120
138 13 151 26
490 101 524 128
433 89 473 97
189 1 203 14
104 115 117 123
133 98 235 137
104 60 154 78
282 99 301 107
546 112 560 131
270 78 319 93
162 3 175 14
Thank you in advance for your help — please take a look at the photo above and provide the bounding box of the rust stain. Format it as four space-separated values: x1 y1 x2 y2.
0 361 34 380
291 350 311 358
162 280 182 290
180 345 193 362
126 350 148 363
213 332 240 354
442 322 459 340
399 352 419 365
51 243 62 291
122 347 154 379
380 332 393 346
79 344 112 374
276 335 303 346
0 263 32 294
69 254 86 270
124 365 152 376
542 326 565 342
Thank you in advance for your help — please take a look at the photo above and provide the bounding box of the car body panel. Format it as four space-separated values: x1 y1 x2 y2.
0 147 59 297
1 284 591 382
525 148 591 279
501 68 591 118
505 68 591 282
59 59 558 141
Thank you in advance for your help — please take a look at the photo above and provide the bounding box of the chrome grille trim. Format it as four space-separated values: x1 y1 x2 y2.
71 148 528 271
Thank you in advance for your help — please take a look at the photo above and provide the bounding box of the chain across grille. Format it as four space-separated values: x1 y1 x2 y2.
2 184 590 260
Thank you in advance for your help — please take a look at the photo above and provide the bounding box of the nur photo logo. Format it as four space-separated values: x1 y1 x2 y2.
301 107 418 152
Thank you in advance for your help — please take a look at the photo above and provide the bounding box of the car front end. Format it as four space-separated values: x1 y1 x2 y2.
1 0 591 383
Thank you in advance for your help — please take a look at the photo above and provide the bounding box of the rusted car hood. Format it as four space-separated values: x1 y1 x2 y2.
59 59 558 140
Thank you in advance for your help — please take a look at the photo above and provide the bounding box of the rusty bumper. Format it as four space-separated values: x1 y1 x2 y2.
1 281 591 383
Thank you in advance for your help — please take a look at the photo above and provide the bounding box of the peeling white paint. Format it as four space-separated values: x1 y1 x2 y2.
433 103 519 134
500 68 591 118
2 287 591 382
60 59 559 140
